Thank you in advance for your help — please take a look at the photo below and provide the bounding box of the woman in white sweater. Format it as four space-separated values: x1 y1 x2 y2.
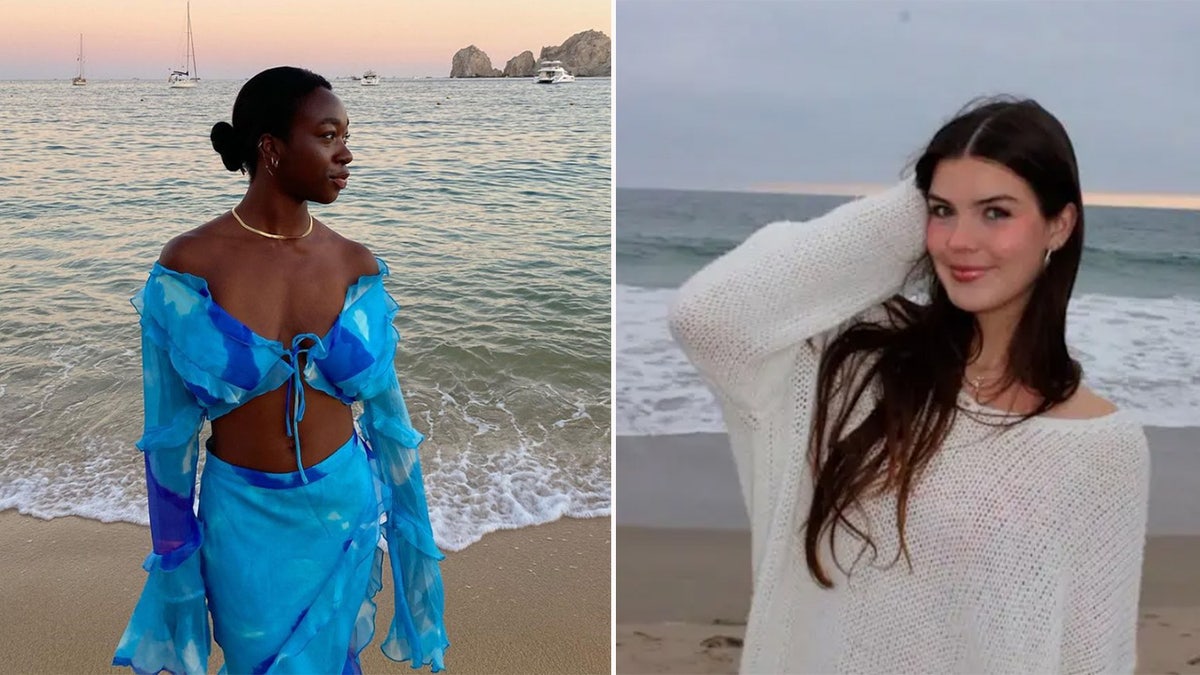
668 97 1150 673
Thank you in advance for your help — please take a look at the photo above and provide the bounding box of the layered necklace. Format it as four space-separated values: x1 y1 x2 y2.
963 366 1004 397
231 206 313 240
964 373 996 396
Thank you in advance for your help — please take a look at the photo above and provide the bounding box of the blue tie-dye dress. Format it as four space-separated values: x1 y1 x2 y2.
111 257 449 674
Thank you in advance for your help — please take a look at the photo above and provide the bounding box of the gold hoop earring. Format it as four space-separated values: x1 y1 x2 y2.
257 139 278 177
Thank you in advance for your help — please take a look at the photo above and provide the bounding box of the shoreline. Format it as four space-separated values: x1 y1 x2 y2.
0 511 610 674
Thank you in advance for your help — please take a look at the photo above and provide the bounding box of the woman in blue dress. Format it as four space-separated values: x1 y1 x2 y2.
112 66 449 674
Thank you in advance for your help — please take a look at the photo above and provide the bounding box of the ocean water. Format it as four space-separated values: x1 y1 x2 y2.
616 188 1200 436
0 78 611 551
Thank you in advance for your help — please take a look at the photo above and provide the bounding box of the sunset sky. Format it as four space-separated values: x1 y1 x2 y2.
1 0 611 79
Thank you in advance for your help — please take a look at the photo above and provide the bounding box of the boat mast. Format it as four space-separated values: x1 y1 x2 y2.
186 1 197 78
77 34 84 79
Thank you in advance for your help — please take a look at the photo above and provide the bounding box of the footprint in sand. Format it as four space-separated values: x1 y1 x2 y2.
632 631 662 642
701 635 744 649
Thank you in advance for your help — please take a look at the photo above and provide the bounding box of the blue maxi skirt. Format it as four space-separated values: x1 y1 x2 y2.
198 433 381 674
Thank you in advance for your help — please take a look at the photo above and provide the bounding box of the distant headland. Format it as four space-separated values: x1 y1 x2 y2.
449 30 611 78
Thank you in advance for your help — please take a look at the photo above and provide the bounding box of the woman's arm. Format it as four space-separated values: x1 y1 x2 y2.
359 367 450 672
335 261 448 672
667 180 928 415
112 321 210 675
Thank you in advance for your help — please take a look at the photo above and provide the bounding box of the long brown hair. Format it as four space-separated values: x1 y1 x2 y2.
803 96 1086 587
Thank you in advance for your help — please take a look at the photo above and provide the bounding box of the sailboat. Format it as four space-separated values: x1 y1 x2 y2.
72 34 87 86
168 1 199 88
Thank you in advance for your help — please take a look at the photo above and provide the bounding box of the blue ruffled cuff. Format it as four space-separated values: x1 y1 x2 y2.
112 547 210 675
381 520 449 672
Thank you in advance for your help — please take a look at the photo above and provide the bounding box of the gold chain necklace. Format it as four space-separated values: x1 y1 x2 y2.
231 206 313 240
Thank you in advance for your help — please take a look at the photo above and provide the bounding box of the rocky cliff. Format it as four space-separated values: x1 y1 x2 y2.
538 30 611 77
449 45 501 78
503 51 537 78
449 30 612 78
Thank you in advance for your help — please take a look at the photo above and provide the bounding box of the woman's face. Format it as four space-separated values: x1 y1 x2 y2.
924 156 1074 316
273 87 353 204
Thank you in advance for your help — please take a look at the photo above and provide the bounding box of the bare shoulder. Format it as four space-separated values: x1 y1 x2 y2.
347 240 380 277
324 228 381 277
1047 384 1120 420
157 218 228 276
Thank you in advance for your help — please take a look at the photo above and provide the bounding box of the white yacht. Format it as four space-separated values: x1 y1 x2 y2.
361 70 380 86
535 61 575 84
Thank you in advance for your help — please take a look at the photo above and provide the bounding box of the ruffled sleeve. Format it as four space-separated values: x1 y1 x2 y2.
335 261 449 671
112 284 210 675
360 366 449 672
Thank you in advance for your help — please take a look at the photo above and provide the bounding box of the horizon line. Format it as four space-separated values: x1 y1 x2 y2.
2 74 613 81
618 182 1200 210
752 182 1200 210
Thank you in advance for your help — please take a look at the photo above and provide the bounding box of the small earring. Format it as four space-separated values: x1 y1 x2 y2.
1043 248 1053 268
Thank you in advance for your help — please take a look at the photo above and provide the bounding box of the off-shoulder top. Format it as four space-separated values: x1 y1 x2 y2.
112 257 448 673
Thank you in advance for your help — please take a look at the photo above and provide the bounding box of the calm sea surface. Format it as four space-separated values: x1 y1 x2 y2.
0 77 611 550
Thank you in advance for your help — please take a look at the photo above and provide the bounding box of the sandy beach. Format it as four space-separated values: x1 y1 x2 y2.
615 428 1200 674
0 511 610 674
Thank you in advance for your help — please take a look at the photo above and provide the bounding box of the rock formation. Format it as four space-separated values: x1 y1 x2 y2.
537 30 611 77
503 51 537 78
449 45 501 78
449 30 612 78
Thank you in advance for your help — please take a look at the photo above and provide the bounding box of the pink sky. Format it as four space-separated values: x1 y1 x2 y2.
2 0 611 79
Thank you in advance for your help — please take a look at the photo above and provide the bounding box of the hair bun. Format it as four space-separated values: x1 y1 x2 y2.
210 121 242 172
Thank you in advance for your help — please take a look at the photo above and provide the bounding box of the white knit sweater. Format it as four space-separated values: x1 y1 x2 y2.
668 180 1151 674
